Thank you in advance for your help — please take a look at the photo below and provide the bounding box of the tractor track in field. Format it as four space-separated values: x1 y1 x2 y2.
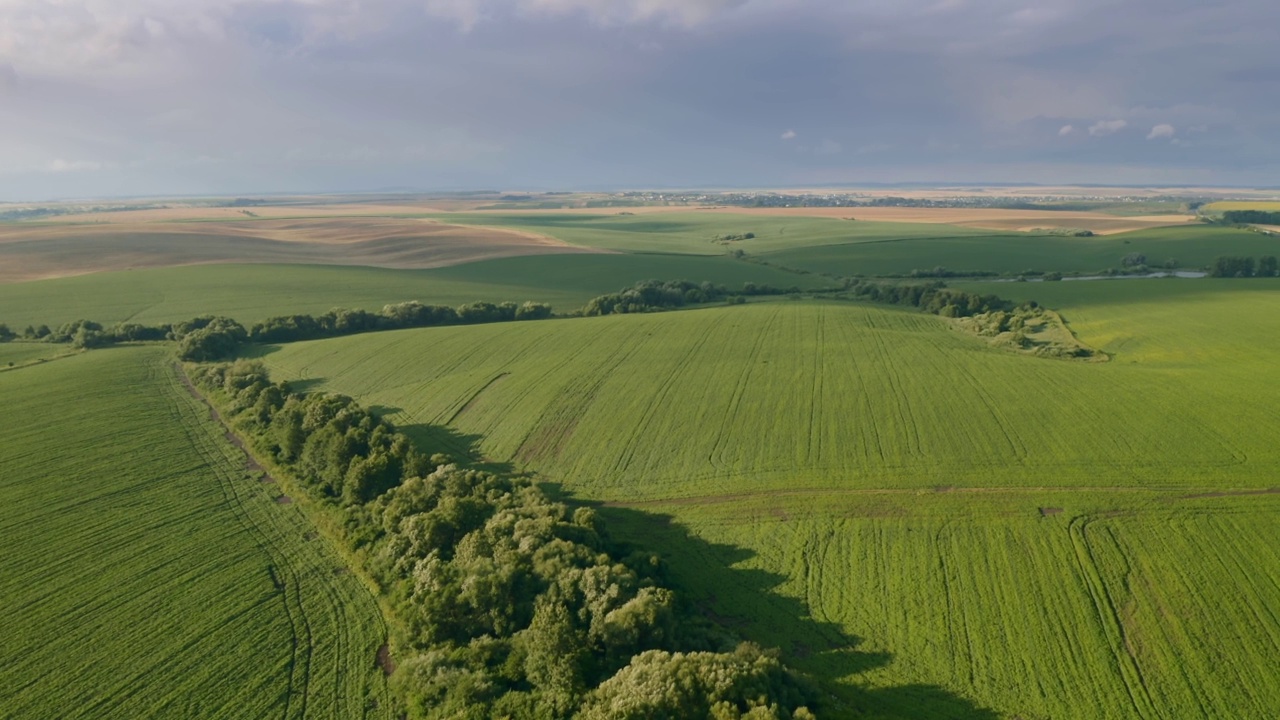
169 361 393 718
599 484 1280 510
1068 515 1157 720
166 362 313 719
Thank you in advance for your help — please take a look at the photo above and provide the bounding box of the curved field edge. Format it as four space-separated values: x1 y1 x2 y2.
0 346 392 719
259 299 1280 499
0 254 830 330
259 294 1280 719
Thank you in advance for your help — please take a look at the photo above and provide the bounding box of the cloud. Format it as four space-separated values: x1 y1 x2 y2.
1147 123 1175 140
426 0 747 29
2 0 1279 197
46 159 103 173
1088 119 1127 136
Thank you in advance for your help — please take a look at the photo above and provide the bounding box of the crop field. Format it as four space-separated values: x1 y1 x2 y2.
259 289 1280 719
0 253 827 329
1203 201 1280 212
758 224 1279 276
0 346 392 718
0 217 590 282
260 298 1280 498
0 340 74 368
470 206 1194 234
433 211 1010 254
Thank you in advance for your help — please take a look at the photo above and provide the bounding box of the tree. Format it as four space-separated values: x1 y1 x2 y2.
1209 256 1257 278
1121 252 1147 268
1258 255 1279 278
0 324 13 342
521 598 587 713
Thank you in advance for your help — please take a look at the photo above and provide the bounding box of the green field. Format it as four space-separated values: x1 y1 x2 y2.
758 224 1279 277
0 253 827 329
0 340 74 368
0 346 392 718
441 212 1278 277
7 206 1280 719
436 212 1006 254
258 287 1280 719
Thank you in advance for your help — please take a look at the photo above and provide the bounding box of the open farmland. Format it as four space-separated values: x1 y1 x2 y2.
757 224 1279 277
1203 201 1280 213
0 346 392 718
0 217 593 282
258 288 1280 719
0 253 829 329
467 205 1195 234
433 211 1010 255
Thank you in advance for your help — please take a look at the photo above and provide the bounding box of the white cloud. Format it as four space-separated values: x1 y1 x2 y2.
429 0 747 29
781 129 797 140
1088 119 1127 136
46 159 103 173
1058 124 1075 136
1147 123 1175 140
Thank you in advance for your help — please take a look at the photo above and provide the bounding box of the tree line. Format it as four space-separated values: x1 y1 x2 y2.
3 278 1018 360
580 279 793 316
1208 255 1279 278
838 278 1014 318
0 299 556 359
1222 210 1280 225
1 280 791 356
192 361 817 719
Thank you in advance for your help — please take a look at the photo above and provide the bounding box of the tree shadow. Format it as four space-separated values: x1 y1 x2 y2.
383 414 1000 719
285 376 328 394
397 422 517 476
539 482 1001 720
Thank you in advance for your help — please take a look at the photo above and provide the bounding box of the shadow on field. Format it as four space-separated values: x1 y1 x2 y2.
541 486 999 720
285 376 329 394
398 422 517 476
384 407 998 719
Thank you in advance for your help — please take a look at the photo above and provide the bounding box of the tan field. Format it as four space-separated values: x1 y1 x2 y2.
1204 201 1280 212
0 217 599 283
471 204 1197 234
40 202 447 224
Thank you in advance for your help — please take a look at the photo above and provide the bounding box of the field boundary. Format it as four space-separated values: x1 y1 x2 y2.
168 360 394 718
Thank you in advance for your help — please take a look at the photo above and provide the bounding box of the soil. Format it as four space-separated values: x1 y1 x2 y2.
376 643 396 676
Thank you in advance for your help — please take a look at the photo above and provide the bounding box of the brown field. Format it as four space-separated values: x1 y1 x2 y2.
0 217 598 283
40 202 448 224
472 205 1197 234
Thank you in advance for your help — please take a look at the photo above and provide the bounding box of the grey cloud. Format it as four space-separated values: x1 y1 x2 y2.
1089 120 1128 136
1 0 1279 198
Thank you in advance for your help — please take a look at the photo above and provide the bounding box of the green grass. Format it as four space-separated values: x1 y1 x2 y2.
0 346 392 718
759 224 1279 277
436 212 1004 255
260 298 1280 497
258 289 1280 719
0 341 74 369
0 254 827 329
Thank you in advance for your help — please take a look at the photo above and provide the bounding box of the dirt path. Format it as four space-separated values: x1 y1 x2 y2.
174 364 279 483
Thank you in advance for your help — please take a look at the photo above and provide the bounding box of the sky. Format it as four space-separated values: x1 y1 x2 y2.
1 0 1277 199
